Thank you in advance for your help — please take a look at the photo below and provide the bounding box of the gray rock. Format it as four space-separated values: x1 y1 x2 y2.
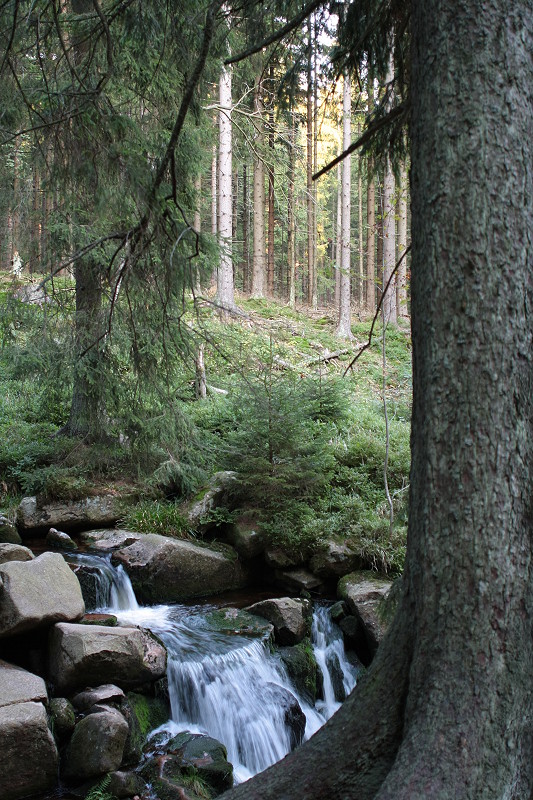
0 660 48 708
49 697 76 739
62 707 129 782
49 622 167 694
45 527 78 550
225 517 265 559
0 701 58 800
16 495 121 533
264 683 306 750
0 543 34 564
183 471 238 532
264 548 299 569
338 571 392 662
274 568 323 593
72 684 125 711
246 597 309 645
309 539 363 579
278 640 321 704
111 533 249 603
13 285 50 306
329 600 347 622
0 515 22 545
79 529 142 552
0 552 85 639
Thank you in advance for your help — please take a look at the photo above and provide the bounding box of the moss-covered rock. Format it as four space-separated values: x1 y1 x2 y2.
141 731 232 797
203 607 273 639
278 638 321 703
120 691 170 763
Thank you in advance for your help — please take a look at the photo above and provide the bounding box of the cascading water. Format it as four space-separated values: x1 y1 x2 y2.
71 553 358 784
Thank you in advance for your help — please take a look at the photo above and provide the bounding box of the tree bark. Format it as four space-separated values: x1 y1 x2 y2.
306 21 314 307
251 68 266 297
396 163 408 318
287 112 296 308
218 0 533 797
267 64 275 296
216 63 235 311
336 71 352 338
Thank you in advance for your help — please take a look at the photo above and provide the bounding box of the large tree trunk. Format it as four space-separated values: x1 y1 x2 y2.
219 1 533 798
336 71 352 338
306 22 315 307
287 112 296 308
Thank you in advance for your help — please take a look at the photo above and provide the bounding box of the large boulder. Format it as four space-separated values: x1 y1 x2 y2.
337 571 392 662
0 543 34 564
309 539 363 579
0 552 85 638
48 622 167 694
224 516 266 559
277 640 321 703
0 701 58 800
0 660 48 707
62 707 129 782
0 515 22 545
111 533 249 603
246 598 310 645
16 495 121 534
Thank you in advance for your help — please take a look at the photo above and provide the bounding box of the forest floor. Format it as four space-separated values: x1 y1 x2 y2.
0 273 412 575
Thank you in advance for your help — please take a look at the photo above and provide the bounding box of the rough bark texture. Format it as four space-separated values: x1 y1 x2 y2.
219 1 533 798
396 164 408 317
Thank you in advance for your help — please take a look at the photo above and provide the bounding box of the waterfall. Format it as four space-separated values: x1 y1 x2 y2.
73 553 356 783
311 605 358 718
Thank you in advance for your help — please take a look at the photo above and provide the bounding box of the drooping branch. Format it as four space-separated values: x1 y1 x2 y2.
225 0 323 65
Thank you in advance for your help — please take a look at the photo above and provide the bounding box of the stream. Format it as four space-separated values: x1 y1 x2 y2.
71 553 358 784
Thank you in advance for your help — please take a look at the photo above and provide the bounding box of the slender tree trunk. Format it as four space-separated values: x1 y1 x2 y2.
211 144 217 237
306 22 314 307
358 125 364 309
311 17 318 308
251 69 266 297
366 163 376 313
396 163 408 318
382 53 397 324
193 175 202 294
336 71 352 338
267 64 275 296
241 164 249 293
376 178 384 305
287 113 296 308
335 159 341 309
216 63 235 311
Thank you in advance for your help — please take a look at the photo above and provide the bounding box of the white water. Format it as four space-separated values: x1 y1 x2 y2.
71 553 358 783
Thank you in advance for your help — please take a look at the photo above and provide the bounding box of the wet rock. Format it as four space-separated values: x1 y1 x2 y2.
142 731 233 795
62 707 129 782
0 552 85 639
108 770 147 799
0 515 21 545
48 623 167 694
45 527 77 550
111 533 249 603
16 495 121 534
264 683 306 750
203 606 274 638
278 639 321 703
72 684 125 712
246 597 310 645
329 600 347 623
0 701 58 800
264 548 299 569
120 691 170 763
0 543 34 564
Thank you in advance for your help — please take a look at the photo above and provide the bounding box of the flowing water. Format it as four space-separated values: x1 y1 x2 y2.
71 553 357 784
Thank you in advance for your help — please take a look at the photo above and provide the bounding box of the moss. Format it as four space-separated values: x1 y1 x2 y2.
278 637 320 703
203 607 273 638
124 691 170 760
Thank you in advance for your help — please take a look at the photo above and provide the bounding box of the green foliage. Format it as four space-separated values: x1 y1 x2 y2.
84 775 116 800
120 500 191 539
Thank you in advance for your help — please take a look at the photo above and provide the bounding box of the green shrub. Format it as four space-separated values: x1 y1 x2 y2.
120 499 191 538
